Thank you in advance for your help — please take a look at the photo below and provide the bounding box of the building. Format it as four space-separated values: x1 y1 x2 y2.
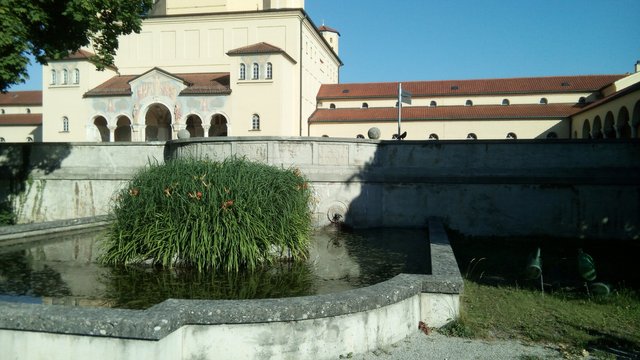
0 91 42 142
40 0 341 143
1 0 639 142
310 69 640 140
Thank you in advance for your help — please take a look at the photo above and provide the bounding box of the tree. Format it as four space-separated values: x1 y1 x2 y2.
0 0 155 92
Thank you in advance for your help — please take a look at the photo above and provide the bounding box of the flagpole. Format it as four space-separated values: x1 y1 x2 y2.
398 82 402 138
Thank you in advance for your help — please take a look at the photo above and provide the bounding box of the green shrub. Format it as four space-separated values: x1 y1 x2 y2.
0 200 15 226
100 157 313 272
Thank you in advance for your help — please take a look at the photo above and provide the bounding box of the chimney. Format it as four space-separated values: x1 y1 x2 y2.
636 60 640 73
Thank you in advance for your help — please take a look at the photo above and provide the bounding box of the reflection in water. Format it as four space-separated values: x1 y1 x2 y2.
0 227 430 309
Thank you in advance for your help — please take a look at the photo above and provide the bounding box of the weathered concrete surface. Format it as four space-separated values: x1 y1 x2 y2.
1 138 639 238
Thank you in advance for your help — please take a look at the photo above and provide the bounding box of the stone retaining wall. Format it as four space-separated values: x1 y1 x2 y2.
1 137 639 238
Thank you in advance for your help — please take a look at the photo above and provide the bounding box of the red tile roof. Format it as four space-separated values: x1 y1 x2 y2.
227 42 296 63
0 91 42 106
49 50 118 71
317 75 625 100
84 72 231 97
309 104 582 123
0 114 43 126
318 25 340 35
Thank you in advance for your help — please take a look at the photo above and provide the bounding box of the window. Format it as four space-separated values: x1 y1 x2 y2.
26 108 31 114
251 114 260 130
266 63 273 79
73 69 80 84
26 136 33 142
466 133 477 140
62 117 69 132
62 69 69 84
0 137 4 142
430 101 437 107
329 103 336 109
502 99 510 106
356 134 365 139
252 63 259 79
578 97 586 104
465 100 473 106
540 98 548 105
362 103 369 109
428 133 439 140
50 70 57 85
506 132 517 139
1 109 4 114
546 132 558 139
239 63 246 80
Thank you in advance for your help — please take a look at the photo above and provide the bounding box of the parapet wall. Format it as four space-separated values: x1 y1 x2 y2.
1 137 639 238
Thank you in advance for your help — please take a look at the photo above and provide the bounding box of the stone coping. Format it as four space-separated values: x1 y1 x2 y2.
0 218 463 341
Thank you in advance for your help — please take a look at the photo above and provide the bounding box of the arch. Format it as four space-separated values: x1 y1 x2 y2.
93 116 110 142
73 68 80 84
50 70 57 85
62 116 69 132
540 98 548 105
145 103 172 141
209 113 228 137
25 108 31 114
616 106 631 139
251 114 260 130
186 114 204 137
466 133 477 140
266 62 273 79
252 63 259 79
362 102 369 109
502 99 510 106
632 100 640 138
356 134 365 139
546 132 558 139
465 100 473 106
428 133 439 140
592 116 603 139
430 101 437 107
114 116 132 142
239 63 246 80
603 111 616 138
62 69 69 84
506 132 517 139
0 137 4 142
578 97 586 104
1 109 4 114
581 119 591 139
329 103 336 109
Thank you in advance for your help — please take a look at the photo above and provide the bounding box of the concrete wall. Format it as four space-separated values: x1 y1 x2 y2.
1 137 639 239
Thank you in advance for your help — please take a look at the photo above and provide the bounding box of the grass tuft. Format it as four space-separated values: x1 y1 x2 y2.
100 157 313 272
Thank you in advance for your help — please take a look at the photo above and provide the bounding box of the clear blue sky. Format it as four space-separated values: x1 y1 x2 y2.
9 0 640 91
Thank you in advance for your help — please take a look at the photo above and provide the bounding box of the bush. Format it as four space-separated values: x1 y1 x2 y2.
100 157 313 272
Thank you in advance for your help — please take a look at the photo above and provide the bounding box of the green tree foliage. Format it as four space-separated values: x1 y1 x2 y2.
0 0 154 92
100 157 314 272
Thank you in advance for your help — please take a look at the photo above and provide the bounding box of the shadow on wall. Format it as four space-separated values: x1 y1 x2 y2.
339 138 640 239
0 143 72 225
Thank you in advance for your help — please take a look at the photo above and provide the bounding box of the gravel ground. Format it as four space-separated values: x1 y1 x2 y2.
347 332 565 360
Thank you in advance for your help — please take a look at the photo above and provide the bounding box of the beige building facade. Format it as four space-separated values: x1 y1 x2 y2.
309 71 640 140
37 0 340 143
1 1 639 142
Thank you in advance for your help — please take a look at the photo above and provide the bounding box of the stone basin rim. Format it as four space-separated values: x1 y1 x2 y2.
0 216 463 341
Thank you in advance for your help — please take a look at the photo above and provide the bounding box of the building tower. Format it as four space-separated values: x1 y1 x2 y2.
318 24 340 56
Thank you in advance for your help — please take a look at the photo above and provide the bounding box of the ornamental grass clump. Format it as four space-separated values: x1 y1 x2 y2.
100 157 313 272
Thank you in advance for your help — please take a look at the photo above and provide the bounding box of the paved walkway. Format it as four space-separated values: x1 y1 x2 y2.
351 332 565 360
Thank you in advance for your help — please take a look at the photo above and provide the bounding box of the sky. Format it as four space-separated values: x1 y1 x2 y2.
9 0 640 91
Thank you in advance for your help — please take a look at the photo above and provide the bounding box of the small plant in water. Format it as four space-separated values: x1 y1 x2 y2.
100 157 313 272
